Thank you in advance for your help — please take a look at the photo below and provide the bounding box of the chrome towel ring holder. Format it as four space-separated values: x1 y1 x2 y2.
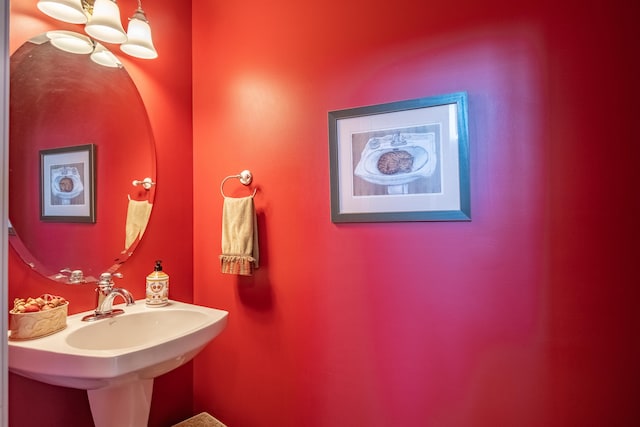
220 170 257 197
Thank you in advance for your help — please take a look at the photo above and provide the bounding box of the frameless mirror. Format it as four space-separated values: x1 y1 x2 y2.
9 33 156 283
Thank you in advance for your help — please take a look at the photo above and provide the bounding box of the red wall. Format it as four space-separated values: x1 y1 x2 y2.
7 0 639 426
192 1 638 426
8 1 195 426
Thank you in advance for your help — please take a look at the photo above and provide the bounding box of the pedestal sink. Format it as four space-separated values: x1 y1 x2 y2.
8 300 229 427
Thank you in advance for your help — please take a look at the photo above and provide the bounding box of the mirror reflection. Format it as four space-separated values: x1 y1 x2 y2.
9 33 156 283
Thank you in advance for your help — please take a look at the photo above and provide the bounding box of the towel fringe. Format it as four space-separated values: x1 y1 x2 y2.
219 196 259 276
220 254 256 276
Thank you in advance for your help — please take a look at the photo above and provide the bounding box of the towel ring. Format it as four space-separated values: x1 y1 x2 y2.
220 170 257 198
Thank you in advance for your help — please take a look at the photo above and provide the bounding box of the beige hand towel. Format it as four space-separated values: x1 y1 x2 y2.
124 199 152 250
219 196 259 275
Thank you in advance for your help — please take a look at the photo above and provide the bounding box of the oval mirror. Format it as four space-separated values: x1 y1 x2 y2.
9 33 156 283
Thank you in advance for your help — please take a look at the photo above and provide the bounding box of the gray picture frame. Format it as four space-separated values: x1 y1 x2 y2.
40 143 96 223
328 92 470 223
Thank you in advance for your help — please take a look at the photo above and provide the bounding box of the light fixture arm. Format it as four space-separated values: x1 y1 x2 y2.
80 0 94 14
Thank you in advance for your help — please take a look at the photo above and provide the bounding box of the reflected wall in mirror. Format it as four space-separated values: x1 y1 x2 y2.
9 33 156 284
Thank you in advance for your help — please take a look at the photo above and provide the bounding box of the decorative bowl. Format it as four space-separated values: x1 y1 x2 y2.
9 299 68 340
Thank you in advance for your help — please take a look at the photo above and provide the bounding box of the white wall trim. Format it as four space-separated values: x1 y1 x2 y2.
1 0 9 425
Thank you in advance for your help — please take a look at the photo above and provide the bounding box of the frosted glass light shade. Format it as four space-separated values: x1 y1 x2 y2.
47 30 94 54
85 0 127 44
37 0 87 24
90 43 123 68
121 16 158 59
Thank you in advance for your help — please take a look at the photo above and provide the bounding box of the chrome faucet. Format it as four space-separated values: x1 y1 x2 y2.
82 272 135 321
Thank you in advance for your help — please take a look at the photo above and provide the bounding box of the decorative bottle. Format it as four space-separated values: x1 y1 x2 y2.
146 260 169 307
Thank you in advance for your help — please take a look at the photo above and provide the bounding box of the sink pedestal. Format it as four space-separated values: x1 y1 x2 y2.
87 379 154 427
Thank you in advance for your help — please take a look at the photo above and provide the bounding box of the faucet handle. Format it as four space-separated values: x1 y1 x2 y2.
97 272 123 289
99 272 123 280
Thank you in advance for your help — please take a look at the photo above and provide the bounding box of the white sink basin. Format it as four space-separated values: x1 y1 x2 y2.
8 300 228 427
67 308 218 351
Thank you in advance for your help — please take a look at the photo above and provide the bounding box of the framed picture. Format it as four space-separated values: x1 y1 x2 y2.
328 92 470 223
40 144 96 223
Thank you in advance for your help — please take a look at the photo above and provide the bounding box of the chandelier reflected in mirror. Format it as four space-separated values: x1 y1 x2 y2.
37 0 158 60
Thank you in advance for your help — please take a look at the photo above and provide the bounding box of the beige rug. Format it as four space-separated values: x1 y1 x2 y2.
172 412 227 427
